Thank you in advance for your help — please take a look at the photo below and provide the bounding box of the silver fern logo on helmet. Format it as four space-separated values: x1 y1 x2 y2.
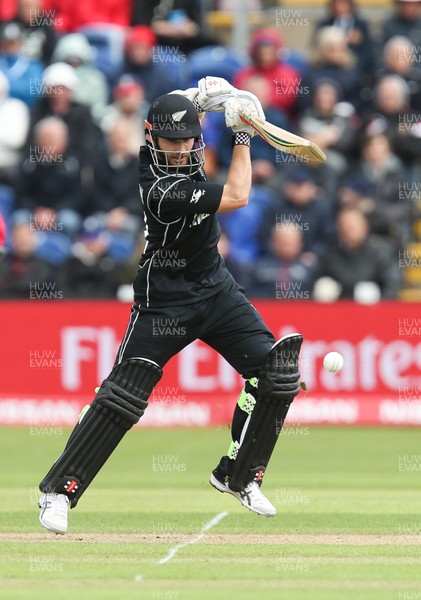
171 110 187 122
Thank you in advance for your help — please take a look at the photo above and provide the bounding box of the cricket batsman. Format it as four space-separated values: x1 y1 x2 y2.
38 77 303 534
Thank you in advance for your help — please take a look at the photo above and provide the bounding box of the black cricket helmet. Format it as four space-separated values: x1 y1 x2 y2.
145 93 205 176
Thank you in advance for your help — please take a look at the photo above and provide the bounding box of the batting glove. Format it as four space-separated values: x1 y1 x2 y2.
235 90 265 121
225 97 258 137
197 76 235 112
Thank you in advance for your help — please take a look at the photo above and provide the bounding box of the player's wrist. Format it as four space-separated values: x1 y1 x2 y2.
232 132 251 148
193 96 204 113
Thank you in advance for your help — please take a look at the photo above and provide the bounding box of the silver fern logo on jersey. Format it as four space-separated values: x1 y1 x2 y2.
191 188 205 203
191 213 210 226
172 110 187 122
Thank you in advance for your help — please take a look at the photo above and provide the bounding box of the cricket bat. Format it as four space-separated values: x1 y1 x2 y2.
239 107 327 163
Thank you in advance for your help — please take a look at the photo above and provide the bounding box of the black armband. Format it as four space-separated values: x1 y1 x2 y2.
232 132 251 147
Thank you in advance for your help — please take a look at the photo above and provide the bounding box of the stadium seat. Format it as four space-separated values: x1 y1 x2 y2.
35 231 72 266
403 268 421 287
413 218 421 241
399 288 421 301
187 45 249 86
152 46 191 89
77 24 126 86
400 241 421 289
281 48 309 74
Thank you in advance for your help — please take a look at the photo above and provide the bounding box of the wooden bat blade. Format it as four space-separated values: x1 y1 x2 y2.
239 108 327 163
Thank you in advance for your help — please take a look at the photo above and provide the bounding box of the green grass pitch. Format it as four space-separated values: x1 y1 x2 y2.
1 425 420 600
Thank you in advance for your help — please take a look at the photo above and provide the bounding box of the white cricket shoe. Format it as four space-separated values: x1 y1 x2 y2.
39 493 69 534
210 473 276 517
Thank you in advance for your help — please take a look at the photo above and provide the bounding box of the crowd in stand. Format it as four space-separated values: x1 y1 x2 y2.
0 0 420 301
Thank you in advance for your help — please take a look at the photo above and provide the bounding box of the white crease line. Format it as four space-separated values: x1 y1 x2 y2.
158 511 229 565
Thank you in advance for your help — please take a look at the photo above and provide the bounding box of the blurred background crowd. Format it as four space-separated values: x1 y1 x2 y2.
0 0 420 302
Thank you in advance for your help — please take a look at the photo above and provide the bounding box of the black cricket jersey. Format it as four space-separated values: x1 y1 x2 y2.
134 147 231 307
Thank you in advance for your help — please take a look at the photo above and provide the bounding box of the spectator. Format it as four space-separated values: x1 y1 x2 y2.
358 133 406 203
26 62 103 172
88 118 142 261
0 222 54 298
314 0 374 81
246 223 316 299
337 174 401 252
263 142 343 205
7 0 57 64
51 33 110 120
120 25 177 103
101 75 148 155
348 133 411 245
41 0 132 33
365 74 421 172
300 25 363 111
0 1 17 20
289 158 342 207
260 167 334 263
57 228 121 298
375 36 421 111
337 173 379 223
15 116 83 239
379 0 421 50
234 28 301 118
0 21 44 106
0 69 29 185
298 78 360 176
132 0 215 54
313 207 401 300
